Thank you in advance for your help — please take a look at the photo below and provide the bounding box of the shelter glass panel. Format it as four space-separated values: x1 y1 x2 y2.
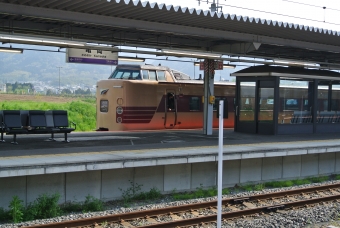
317 82 338 123
331 85 340 112
331 85 340 123
239 82 255 122
258 88 274 121
317 84 332 123
318 84 329 112
279 79 311 124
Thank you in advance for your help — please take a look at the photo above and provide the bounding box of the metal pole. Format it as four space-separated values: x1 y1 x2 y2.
217 100 224 228
57 67 62 93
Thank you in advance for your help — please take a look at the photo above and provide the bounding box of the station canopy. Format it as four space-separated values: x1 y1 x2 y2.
0 0 340 69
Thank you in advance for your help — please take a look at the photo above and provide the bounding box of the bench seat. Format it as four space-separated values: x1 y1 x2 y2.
0 110 76 144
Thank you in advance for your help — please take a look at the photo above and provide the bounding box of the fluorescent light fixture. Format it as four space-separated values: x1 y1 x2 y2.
42 40 85 46
118 56 145 62
162 49 221 59
222 64 236 69
0 35 86 46
274 60 318 67
0 47 23 54
194 62 236 69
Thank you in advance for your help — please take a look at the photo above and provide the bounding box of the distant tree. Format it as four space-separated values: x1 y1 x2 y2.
85 88 91 95
5 82 34 94
61 88 72 94
46 89 54 95
6 83 13 93
13 82 19 91
74 88 85 95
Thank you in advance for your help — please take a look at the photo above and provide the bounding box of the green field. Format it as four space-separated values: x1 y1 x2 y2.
0 98 96 132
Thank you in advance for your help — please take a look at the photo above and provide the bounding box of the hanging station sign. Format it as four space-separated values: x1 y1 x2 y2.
66 48 118 65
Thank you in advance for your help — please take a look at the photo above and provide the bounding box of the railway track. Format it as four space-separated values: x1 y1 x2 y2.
23 183 340 228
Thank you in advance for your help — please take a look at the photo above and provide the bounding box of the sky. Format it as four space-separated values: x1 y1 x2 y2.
150 0 340 32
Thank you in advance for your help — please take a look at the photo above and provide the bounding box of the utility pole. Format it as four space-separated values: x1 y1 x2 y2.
56 66 62 93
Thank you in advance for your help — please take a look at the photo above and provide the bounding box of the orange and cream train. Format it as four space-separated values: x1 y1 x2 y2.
96 64 235 131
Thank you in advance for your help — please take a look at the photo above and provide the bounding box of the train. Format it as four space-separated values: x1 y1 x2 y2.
96 64 235 131
96 64 340 131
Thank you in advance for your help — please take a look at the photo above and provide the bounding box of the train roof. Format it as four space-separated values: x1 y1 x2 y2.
112 64 235 84
114 64 192 81
116 64 171 71
159 80 235 86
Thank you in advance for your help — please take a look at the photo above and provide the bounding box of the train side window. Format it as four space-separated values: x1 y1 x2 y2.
189 97 200 111
142 70 149 79
213 97 221 111
149 70 157 81
157 71 166 81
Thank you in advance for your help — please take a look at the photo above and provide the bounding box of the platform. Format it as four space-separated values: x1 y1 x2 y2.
1 129 340 208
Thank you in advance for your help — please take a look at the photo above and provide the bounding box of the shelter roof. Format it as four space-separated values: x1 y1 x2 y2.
232 65 340 80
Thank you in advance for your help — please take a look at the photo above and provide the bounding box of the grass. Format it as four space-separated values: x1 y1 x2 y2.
1 193 104 224
265 176 331 189
0 98 96 131
119 181 162 207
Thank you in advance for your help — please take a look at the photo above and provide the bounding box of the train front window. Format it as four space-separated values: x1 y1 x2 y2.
109 69 141 80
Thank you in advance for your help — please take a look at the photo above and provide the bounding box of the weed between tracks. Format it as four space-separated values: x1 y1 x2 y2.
1 174 340 224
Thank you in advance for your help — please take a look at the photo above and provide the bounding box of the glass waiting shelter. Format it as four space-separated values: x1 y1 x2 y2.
231 65 340 135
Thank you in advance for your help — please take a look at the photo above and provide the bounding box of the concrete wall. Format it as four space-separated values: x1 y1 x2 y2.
0 152 339 208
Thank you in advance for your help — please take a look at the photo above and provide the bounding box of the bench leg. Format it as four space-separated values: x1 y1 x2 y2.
0 132 5 143
63 132 70 143
49 132 56 141
11 134 18 145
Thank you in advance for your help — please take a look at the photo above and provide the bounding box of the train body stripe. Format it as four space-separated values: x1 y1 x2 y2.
122 120 151 123
117 106 156 124
123 111 156 115
123 107 157 111
122 115 154 120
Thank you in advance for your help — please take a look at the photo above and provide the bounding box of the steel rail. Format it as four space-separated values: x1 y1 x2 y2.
22 183 340 228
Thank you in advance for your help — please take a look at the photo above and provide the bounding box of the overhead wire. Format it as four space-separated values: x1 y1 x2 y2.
200 0 340 27
282 0 340 12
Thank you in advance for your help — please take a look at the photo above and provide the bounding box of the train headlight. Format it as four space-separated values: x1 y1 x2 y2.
100 100 108 112
116 106 123 114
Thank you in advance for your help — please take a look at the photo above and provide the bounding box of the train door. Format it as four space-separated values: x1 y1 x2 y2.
164 90 177 128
